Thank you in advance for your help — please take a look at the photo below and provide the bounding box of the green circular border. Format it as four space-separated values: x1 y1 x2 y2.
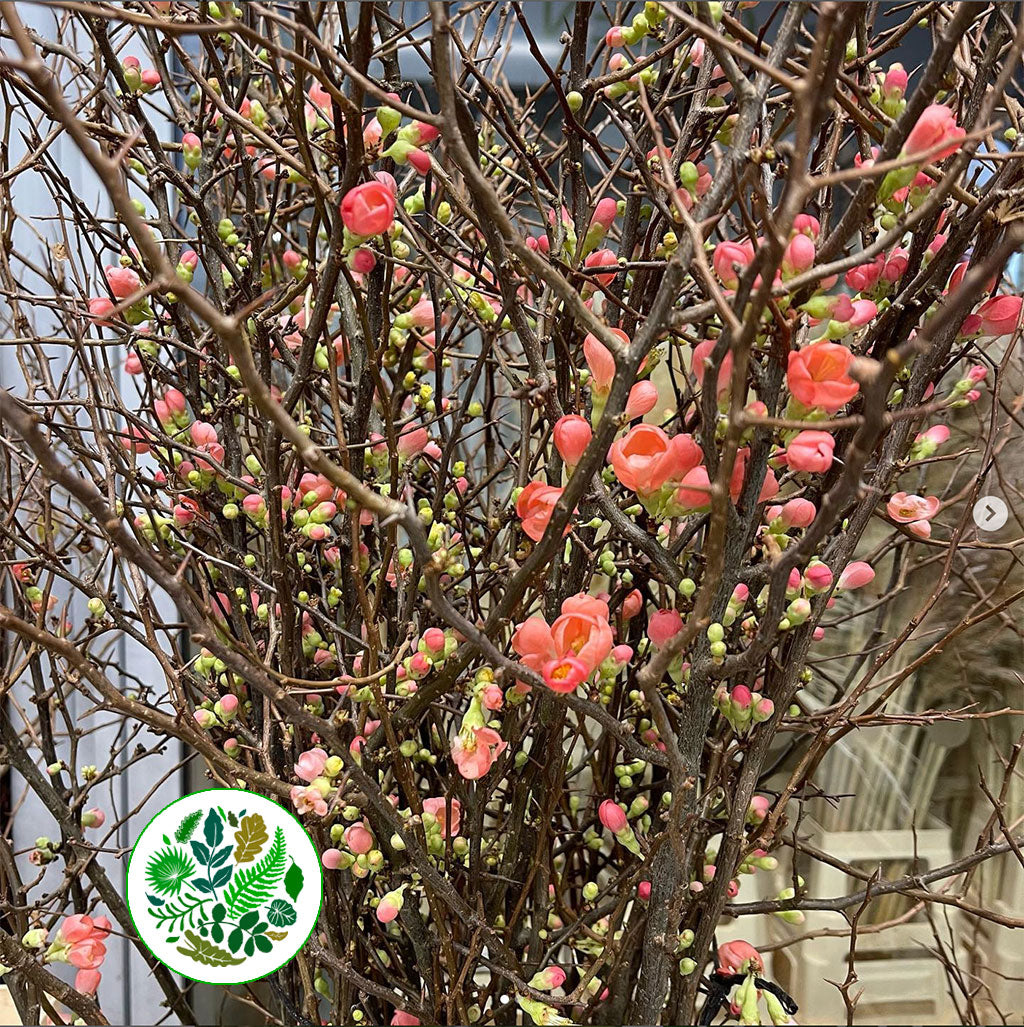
126 787 324 987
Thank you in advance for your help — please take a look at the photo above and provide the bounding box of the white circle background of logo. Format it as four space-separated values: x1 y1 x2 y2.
126 788 322 985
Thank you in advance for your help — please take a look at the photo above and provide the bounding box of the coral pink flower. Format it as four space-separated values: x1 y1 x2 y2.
729 448 779 504
625 380 659 420
717 940 763 975
838 561 875 590
608 425 703 496
75 968 101 995
543 656 589 694
903 104 965 160
585 247 619 286
785 430 836 473
105 265 141 299
964 294 1023 337
782 233 815 277
392 1013 421 1026
622 589 643 620
422 796 461 838
590 197 618 232
397 422 429 458
778 498 817 528
598 800 628 833
513 593 614 687
583 328 629 396
340 181 396 237
452 726 506 780
675 465 711 511
553 415 592 468
787 342 860 412
322 848 344 870
692 338 734 397
886 492 940 524
648 608 683 647
515 481 566 542
294 747 328 782
52 914 110 970
190 421 225 467
712 239 755 289
88 297 117 323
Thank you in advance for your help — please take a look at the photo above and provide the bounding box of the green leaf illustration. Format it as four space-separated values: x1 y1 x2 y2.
284 860 304 902
146 846 196 896
265 929 288 941
267 899 297 927
224 827 286 916
147 891 207 932
254 934 273 953
176 929 245 967
204 808 224 849
174 810 203 843
233 813 269 864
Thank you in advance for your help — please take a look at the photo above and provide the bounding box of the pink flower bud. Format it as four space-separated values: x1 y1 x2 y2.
803 563 834 591
322 848 344 870
422 627 446 654
838 561 875 590
648 608 683 647
621 589 643 621
785 430 835 473
480 682 504 710
81 808 105 829
553 415 592 468
349 247 376 274
345 823 374 855
637 881 652 901
599 800 628 834
584 248 618 286
782 233 815 277
340 181 396 237
590 197 618 232
731 685 752 710
625 380 658 420
778 498 816 528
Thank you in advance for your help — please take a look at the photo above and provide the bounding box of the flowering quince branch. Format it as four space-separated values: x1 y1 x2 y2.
0 3 1023 1026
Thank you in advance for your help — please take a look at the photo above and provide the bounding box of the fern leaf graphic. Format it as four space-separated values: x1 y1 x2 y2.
174 810 203 843
224 826 286 916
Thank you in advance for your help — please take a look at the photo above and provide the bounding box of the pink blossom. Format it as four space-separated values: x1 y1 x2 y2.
392 1013 421 1026
785 430 835 473
422 796 462 838
625 380 659 420
886 492 939 524
397 423 429 458
515 481 566 542
512 594 614 685
787 342 860 412
583 328 629 396
543 656 589 694
290 785 328 817
340 181 396 237
104 265 141 299
295 747 328 782
903 103 965 160
712 239 755 290
608 425 703 497
452 726 506 780
966 295 1022 337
